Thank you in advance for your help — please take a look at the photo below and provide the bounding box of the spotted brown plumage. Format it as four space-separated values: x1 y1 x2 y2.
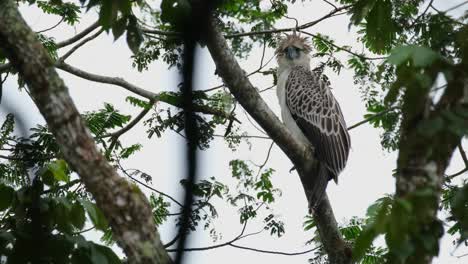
276 34 350 209
286 66 350 182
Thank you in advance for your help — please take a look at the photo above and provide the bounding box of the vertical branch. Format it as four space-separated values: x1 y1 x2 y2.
394 63 467 263
174 2 218 264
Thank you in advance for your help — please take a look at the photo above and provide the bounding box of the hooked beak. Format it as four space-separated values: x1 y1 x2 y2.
285 46 300 60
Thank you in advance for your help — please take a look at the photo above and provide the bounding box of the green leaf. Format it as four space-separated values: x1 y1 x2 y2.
388 45 440 67
364 0 397 53
70 202 86 230
99 0 119 29
112 17 128 40
48 159 69 182
81 200 109 231
92 243 122 264
349 0 376 26
0 184 14 211
353 226 378 262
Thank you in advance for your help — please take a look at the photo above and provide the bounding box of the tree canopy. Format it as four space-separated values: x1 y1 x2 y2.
0 0 467 263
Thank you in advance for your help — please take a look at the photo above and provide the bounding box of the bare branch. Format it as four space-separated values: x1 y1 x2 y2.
444 0 468 13
229 243 318 256
56 62 239 122
120 167 184 208
56 20 100 48
59 29 104 62
321 0 337 10
36 17 64 33
458 144 468 168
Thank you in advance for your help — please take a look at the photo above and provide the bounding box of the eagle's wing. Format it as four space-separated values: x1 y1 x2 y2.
285 66 350 182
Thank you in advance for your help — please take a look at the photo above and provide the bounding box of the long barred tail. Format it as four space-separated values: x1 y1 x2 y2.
308 162 330 213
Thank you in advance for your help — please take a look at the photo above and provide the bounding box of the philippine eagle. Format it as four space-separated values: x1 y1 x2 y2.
276 34 350 209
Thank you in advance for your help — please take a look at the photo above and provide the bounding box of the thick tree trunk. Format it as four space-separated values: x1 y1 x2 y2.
0 1 172 263
204 18 352 264
394 62 467 263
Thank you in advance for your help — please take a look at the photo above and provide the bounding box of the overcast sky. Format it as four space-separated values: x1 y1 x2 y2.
2 0 468 263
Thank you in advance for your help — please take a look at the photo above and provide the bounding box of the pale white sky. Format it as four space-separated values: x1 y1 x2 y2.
2 1 468 263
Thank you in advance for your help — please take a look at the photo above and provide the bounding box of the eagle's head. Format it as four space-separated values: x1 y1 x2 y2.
275 33 311 71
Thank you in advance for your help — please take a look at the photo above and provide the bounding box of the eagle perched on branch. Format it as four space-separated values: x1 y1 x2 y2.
276 33 350 209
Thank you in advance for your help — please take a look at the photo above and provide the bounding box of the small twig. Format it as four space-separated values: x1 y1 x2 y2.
458 144 468 168
321 0 337 10
102 101 154 140
73 226 95 235
229 243 319 256
141 5 351 40
164 233 181 248
59 29 104 62
429 3 467 26
255 141 275 172
409 0 434 28
120 166 184 208
283 15 299 30
36 17 64 33
225 5 352 39
56 20 100 48
299 30 386 61
347 106 399 131
259 84 276 93
201 54 275 93
446 168 468 180
214 134 271 140
243 109 268 135
444 0 468 13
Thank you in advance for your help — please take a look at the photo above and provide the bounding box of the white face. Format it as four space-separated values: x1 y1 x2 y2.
276 45 311 70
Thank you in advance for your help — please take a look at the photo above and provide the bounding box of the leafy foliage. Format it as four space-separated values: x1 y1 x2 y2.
3 0 468 263
36 0 81 25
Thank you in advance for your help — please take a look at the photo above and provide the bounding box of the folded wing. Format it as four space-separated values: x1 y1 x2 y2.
285 66 350 182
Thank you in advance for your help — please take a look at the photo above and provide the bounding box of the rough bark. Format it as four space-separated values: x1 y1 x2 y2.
0 1 172 263
204 18 351 263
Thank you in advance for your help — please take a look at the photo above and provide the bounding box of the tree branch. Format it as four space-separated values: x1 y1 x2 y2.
58 28 104 62
142 5 351 39
347 106 399 131
229 243 318 256
56 62 238 122
102 101 154 140
56 20 100 48
224 5 352 38
36 17 64 34
394 61 467 263
203 18 351 264
0 1 172 263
